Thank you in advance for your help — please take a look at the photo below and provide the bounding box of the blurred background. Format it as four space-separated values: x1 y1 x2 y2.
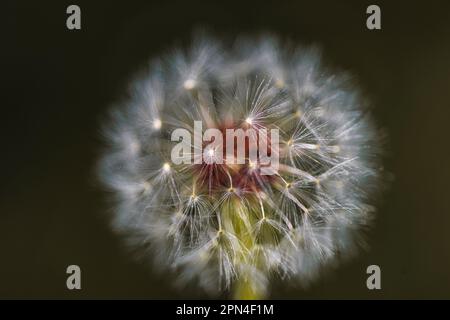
1 0 450 298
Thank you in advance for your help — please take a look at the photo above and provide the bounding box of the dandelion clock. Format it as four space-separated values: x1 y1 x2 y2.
98 34 383 299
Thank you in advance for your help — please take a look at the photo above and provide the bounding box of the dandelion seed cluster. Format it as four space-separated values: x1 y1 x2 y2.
99 35 382 298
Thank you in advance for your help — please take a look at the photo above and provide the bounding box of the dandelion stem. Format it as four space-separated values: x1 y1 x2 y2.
233 277 265 300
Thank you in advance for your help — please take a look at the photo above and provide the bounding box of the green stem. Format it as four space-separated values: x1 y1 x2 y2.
233 277 265 300
222 198 267 300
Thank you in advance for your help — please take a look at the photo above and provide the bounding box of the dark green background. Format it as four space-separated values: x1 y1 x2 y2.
2 0 450 298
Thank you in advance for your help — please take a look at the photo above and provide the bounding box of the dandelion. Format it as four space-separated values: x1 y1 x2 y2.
98 34 383 299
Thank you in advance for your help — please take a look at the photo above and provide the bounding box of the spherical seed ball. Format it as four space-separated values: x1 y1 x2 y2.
98 34 383 298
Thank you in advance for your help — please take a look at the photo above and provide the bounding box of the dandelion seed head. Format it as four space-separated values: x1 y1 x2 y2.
98 34 383 297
